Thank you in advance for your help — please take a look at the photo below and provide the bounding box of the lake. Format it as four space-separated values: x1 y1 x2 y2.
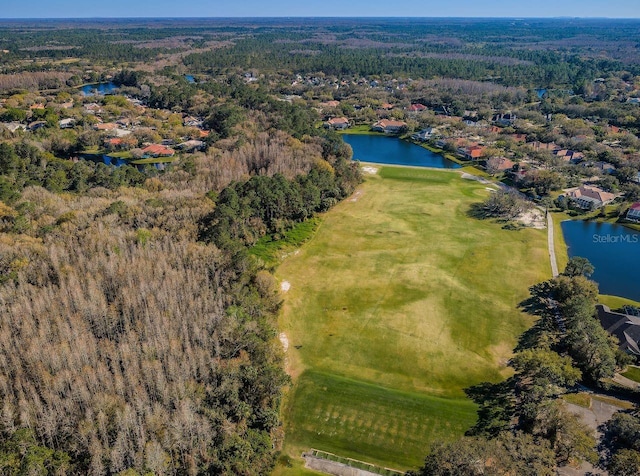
81 82 119 96
561 220 640 301
79 154 166 171
342 134 461 169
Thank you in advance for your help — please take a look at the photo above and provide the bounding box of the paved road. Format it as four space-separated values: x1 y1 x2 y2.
547 211 560 277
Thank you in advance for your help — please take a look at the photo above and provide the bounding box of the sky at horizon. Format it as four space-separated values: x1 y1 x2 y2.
1 0 640 19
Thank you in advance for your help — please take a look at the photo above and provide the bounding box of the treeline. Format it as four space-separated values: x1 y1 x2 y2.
0 142 146 204
0 72 72 92
199 140 361 252
183 37 619 88
411 258 632 475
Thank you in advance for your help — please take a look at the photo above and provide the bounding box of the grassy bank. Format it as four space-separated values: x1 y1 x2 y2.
276 166 549 472
337 124 382 135
405 138 466 166
551 212 640 306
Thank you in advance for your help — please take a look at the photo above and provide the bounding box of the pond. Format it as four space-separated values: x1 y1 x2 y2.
80 154 167 171
81 154 129 167
535 88 547 99
81 82 119 96
561 220 640 301
342 135 461 169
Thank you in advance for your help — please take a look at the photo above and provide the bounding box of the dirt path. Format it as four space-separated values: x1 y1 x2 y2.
612 373 640 390
303 454 397 476
547 211 560 277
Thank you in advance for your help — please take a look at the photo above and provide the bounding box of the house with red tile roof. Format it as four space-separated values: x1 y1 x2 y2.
627 202 640 222
372 119 407 134
325 117 350 130
406 103 427 112
566 185 616 209
509 133 527 142
487 157 516 173
528 141 560 152
141 144 175 157
94 123 118 131
320 100 340 109
106 138 124 147
458 144 485 160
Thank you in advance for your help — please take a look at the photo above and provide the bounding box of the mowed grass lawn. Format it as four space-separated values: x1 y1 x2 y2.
276 166 550 472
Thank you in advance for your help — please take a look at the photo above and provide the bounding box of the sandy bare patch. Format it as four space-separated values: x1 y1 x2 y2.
362 166 378 174
461 172 493 185
350 190 363 202
281 280 291 292
517 208 546 229
279 332 289 353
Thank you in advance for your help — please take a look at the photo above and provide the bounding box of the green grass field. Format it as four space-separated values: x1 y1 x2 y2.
336 124 381 135
622 366 640 383
276 166 549 473
251 218 321 268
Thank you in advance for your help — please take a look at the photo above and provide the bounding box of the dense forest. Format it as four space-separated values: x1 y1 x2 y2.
0 135 359 475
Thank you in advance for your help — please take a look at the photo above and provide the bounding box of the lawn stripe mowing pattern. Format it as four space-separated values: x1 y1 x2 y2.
277 166 549 472
287 370 477 469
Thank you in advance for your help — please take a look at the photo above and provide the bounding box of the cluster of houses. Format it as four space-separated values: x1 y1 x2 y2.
322 101 640 219
0 91 211 161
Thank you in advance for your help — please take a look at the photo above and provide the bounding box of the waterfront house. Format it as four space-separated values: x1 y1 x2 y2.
325 117 350 130
597 304 640 355
566 185 616 209
458 144 485 160
411 127 435 142
627 203 640 222
141 144 175 158
372 119 407 134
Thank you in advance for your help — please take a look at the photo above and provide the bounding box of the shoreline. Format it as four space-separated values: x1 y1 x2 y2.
554 214 640 306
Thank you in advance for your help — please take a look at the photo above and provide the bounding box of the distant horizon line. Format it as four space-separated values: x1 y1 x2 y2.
1 16 639 20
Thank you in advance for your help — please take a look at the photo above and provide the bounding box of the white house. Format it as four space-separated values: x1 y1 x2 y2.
411 127 435 142
58 118 76 129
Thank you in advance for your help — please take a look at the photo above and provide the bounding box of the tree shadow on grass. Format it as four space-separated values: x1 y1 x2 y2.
464 378 517 437
466 203 520 231
514 315 557 353
515 283 559 352
467 202 490 220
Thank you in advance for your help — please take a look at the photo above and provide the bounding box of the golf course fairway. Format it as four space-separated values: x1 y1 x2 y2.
275 166 550 473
